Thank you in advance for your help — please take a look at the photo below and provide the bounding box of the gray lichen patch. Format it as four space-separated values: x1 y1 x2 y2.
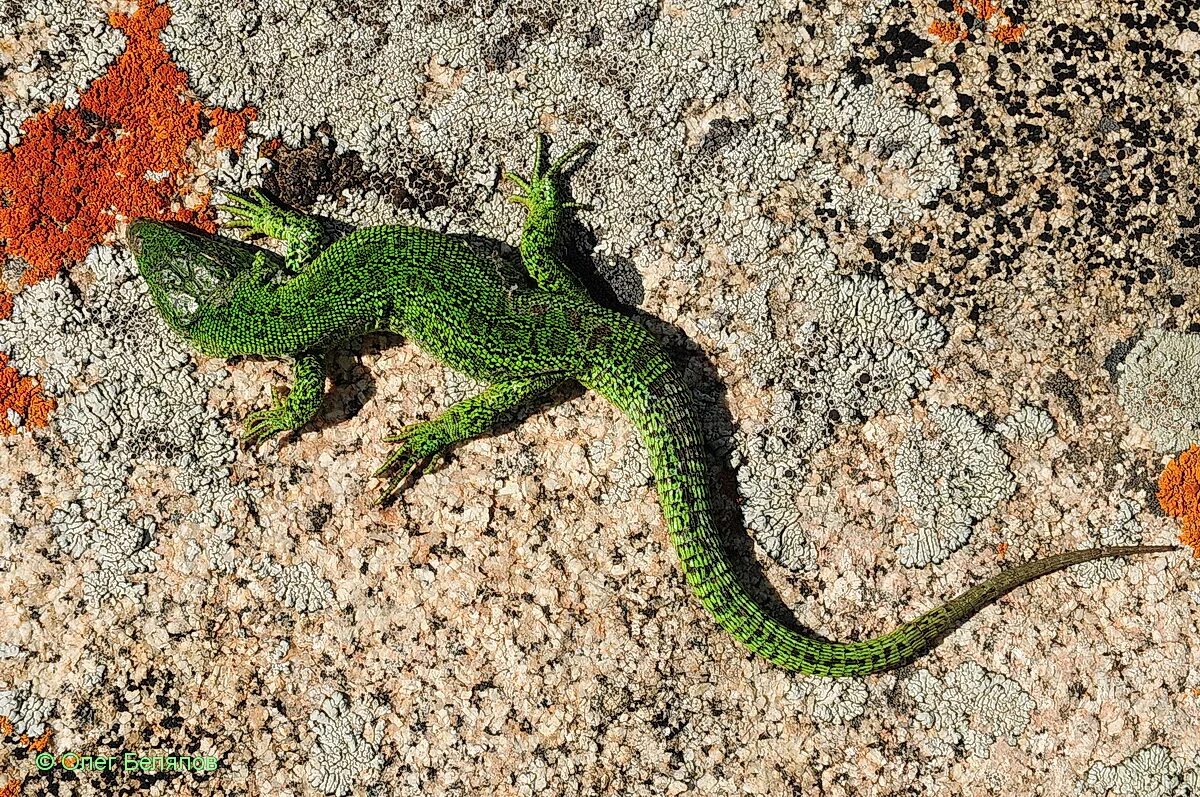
0 0 125 148
801 77 961 234
707 235 946 571
255 555 335 613
1083 745 1200 797
893 405 1015 568
306 692 384 797
786 675 871 725
0 682 54 738
907 661 1033 760
586 434 653 506
996 404 1055 446
1 245 253 604
158 0 822 297
1116 328 1200 452
0 274 89 396
1070 499 1143 589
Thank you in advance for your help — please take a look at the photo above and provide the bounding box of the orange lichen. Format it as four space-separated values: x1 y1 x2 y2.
0 778 19 797
996 542 1009 559
1158 445 1200 557
0 0 255 435
929 20 968 42
0 715 52 752
0 0 255 286
972 0 1001 21
19 728 51 754
933 0 1027 45
0 354 55 434
993 23 1027 44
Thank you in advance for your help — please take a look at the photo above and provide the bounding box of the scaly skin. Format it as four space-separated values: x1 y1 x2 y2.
128 136 1175 677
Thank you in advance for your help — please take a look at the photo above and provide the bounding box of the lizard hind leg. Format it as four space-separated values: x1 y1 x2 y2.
373 373 567 505
504 134 594 213
504 135 596 298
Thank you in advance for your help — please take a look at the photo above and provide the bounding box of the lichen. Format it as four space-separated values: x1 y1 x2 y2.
306 693 383 797
996 404 1055 445
586 435 653 505
711 235 946 571
159 0 816 286
927 0 1026 45
1157 444 1200 556
0 352 55 434
255 556 334 613
907 661 1033 759
2 244 253 604
1071 499 1144 587
0 0 255 286
1083 745 1200 797
0 0 125 148
801 77 961 234
0 683 53 739
893 405 1015 568
1117 328 1200 453
787 676 870 725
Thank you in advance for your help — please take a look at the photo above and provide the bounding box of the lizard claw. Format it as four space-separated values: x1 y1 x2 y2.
504 135 595 214
373 420 453 505
240 386 297 449
216 189 279 234
544 138 591 178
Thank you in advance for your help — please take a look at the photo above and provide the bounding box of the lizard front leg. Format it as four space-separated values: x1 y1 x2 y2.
242 351 328 447
374 372 566 505
217 188 324 274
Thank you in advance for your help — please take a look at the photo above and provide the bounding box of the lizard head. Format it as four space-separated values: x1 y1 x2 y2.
127 218 266 352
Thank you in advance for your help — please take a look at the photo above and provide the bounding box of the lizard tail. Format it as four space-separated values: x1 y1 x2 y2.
586 364 1176 677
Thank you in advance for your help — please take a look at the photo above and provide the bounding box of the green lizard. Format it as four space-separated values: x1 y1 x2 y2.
127 135 1175 677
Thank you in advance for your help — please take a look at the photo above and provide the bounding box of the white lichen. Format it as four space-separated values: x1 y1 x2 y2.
906 661 1033 759
786 677 870 725
1071 499 1143 588
158 0 841 287
0 245 254 604
1116 328 1200 452
734 393 820 574
893 405 1015 568
801 77 961 233
306 693 384 797
255 556 334 613
0 274 89 395
0 682 54 738
996 404 1055 445
712 236 945 571
1083 745 1200 797
587 437 653 505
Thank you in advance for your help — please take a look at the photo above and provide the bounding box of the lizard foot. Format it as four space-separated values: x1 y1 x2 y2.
216 187 283 236
505 134 594 213
373 421 453 505
241 386 300 448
